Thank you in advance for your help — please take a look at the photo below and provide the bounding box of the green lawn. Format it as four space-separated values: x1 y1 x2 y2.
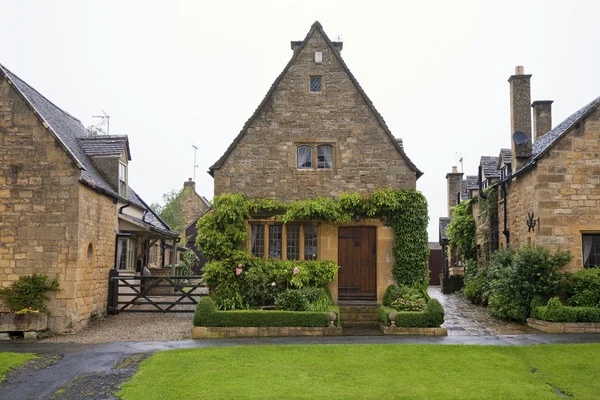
119 344 600 400
0 352 36 382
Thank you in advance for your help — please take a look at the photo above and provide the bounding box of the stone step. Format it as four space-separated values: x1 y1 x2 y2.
339 306 380 314
340 313 381 322
341 321 380 328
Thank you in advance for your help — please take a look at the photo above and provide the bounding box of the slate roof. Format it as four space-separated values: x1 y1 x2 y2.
515 96 600 173
439 217 451 243
428 242 442 250
481 156 500 179
499 148 512 166
0 63 175 237
78 136 131 160
460 175 478 200
209 21 423 179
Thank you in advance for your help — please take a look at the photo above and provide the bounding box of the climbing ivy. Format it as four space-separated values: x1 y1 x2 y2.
196 188 430 287
477 186 499 262
446 199 477 262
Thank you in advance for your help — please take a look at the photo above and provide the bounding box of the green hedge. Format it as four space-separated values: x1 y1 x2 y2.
531 297 600 323
379 299 444 327
193 297 339 327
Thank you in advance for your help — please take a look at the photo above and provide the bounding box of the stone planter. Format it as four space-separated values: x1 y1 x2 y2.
527 318 600 334
0 312 48 340
192 326 343 339
379 323 447 336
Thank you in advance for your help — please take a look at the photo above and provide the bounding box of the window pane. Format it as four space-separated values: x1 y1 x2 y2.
304 225 318 260
317 145 333 169
251 224 264 257
269 225 282 259
119 163 126 181
582 234 600 268
297 146 312 169
309 76 321 92
118 239 128 270
286 225 300 260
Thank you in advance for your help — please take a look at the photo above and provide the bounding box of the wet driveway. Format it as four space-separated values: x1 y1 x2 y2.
428 286 538 336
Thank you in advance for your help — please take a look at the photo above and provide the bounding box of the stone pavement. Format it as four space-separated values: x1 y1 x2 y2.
428 286 538 335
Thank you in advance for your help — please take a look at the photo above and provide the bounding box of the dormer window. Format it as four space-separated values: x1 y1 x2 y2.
317 145 333 169
119 162 128 198
297 145 313 169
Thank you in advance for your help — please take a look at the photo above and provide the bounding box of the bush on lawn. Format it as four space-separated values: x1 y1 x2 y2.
566 268 600 307
194 297 339 327
531 297 600 323
379 298 444 327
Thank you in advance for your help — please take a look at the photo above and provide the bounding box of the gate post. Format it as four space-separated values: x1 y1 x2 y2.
107 268 120 315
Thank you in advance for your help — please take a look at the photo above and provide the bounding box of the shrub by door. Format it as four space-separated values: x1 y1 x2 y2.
338 227 376 301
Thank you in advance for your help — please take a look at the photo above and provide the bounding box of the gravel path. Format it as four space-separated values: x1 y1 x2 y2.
40 313 193 344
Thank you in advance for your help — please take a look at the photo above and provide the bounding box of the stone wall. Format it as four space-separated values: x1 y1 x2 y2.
214 29 416 199
179 186 208 230
0 77 81 331
73 185 117 330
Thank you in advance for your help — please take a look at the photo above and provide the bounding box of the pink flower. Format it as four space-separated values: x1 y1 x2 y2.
235 266 243 276
271 282 276 287
293 267 300 275
238 264 243 268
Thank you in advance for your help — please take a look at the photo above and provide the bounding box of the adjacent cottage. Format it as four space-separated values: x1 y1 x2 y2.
208 22 422 303
443 65 600 271
0 64 179 332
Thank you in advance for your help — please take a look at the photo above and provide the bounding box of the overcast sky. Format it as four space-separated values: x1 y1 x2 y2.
2 0 599 240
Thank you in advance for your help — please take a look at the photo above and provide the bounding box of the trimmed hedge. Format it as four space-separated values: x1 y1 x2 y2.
531 297 600 323
379 299 444 327
193 297 339 327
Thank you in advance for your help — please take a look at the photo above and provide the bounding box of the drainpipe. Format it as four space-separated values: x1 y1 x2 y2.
501 182 510 247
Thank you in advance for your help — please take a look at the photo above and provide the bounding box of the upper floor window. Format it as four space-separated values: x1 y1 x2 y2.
317 145 333 169
297 145 313 169
582 234 600 268
309 76 321 92
119 162 128 198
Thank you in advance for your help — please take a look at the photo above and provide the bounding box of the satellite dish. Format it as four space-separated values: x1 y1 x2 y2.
513 131 529 146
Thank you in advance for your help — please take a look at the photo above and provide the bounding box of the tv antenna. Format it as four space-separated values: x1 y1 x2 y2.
91 109 110 135
192 144 199 182
455 152 466 173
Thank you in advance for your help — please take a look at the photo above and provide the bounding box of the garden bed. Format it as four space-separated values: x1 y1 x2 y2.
192 297 342 338
0 312 48 340
379 299 445 335
526 318 600 334
528 298 600 333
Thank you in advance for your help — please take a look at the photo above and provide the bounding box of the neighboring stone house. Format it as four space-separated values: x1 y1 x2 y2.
444 65 600 271
208 22 422 303
0 64 178 332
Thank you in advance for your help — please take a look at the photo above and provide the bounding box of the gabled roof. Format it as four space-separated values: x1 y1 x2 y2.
499 148 512 167
208 21 423 179
516 96 600 173
0 63 176 238
480 156 500 179
460 175 478 200
78 135 132 160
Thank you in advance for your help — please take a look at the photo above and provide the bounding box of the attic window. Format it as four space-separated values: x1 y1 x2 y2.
309 76 321 92
297 145 313 169
119 162 128 198
317 145 333 169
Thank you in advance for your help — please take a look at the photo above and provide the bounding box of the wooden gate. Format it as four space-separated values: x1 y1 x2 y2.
428 248 444 285
337 227 377 301
107 269 208 313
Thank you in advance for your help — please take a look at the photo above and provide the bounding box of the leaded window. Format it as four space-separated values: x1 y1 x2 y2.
317 145 333 169
582 234 600 268
304 225 318 260
286 225 300 260
297 145 313 169
251 224 264 257
309 76 321 92
269 225 282 259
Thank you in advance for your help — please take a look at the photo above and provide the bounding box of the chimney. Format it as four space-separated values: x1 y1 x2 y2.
508 66 532 169
531 100 553 141
290 41 303 52
446 166 464 217
184 178 195 191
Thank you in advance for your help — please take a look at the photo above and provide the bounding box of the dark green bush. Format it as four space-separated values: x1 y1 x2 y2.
379 299 444 327
566 268 600 307
463 249 512 305
531 297 600 323
0 274 59 312
299 287 325 303
441 274 464 294
275 290 309 311
193 297 338 327
488 245 571 321
382 284 423 307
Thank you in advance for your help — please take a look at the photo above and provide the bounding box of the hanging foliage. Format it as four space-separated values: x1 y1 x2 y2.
446 199 477 262
477 187 499 262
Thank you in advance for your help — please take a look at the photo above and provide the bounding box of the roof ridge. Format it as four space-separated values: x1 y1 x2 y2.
78 135 128 140
0 63 82 123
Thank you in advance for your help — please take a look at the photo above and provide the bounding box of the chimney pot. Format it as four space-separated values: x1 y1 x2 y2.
515 65 524 75
452 166 458 173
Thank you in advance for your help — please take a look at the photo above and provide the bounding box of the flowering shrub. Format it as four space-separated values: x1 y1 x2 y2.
390 294 426 312
14 307 40 315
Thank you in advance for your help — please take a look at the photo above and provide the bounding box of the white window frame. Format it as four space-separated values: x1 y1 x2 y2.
117 237 136 271
297 145 313 169
119 161 128 199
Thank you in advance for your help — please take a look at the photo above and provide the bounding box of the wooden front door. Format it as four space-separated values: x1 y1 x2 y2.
338 227 376 301
428 248 443 286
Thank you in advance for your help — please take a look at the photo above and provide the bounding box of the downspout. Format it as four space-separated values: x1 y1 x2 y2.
501 181 510 247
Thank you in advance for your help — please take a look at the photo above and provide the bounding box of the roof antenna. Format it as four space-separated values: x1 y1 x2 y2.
337 34 343 42
192 144 199 182
455 152 465 173
91 109 110 135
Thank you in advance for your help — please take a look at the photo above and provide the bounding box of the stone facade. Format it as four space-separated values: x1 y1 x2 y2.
212 23 418 199
179 180 209 230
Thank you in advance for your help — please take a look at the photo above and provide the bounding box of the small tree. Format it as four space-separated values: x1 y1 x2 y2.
151 190 186 233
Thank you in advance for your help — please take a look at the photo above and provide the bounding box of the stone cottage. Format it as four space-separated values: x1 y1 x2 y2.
208 22 422 303
444 65 600 271
0 64 178 332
